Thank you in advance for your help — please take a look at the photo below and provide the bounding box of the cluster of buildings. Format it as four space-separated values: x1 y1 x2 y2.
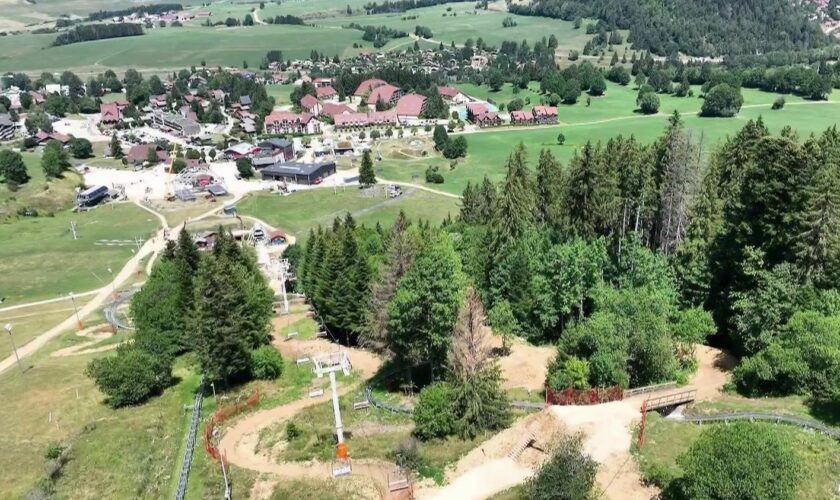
107 9 208 26
466 102 559 128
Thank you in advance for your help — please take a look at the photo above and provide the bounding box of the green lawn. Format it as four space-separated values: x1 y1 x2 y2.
0 202 160 306
455 81 544 111
0 152 83 221
378 83 840 195
635 413 840 500
236 187 459 238
266 83 296 106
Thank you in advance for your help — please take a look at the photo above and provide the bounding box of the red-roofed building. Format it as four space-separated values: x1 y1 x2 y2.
353 78 387 98
437 86 469 104
321 102 354 119
313 77 334 88
315 86 338 100
367 85 403 107
367 111 398 127
265 111 321 135
150 94 168 108
531 105 558 124
509 110 532 125
466 102 489 122
395 93 427 123
127 143 170 166
334 113 370 129
300 94 321 115
99 102 121 126
473 112 502 127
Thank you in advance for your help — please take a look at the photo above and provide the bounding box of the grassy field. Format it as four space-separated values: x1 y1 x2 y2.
0 152 83 221
0 296 94 360
455 81 544 111
266 83 296 106
635 412 840 500
378 83 840 195
0 202 160 306
236 187 459 237
314 2 587 50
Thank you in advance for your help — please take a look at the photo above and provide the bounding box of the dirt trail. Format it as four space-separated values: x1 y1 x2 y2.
493 336 554 391
691 344 736 401
51 324 123 357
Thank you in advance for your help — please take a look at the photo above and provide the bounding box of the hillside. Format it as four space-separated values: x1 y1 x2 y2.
509 0 831 57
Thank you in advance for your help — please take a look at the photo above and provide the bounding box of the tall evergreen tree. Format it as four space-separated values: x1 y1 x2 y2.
535 149 564 229
359 149 377 187
494 143 536 244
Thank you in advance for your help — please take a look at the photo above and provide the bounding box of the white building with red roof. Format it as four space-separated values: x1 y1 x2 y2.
395 93 427 124
99 102 122 126
315 86 338 100
265 111 321 135
366 84 403 108
437 86 470 104
300 94 321 115
531 105 558 124
321 102 354 119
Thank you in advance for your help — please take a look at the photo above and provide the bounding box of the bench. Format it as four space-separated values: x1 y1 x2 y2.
315 330 328 338
295 356 310 365
285 331 299 339
353 400 370 410
309 388 324 398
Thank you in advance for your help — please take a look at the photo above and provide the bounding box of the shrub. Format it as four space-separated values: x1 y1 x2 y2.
525 434 597 499
637 92 660 114
772 96 785 110
671 422 802 500
546 355 590 390
390 437 421 470
285 422 302 441
413 382 456 440
250 346 284 379
700 83 743 117
425 166 444 184
85 345 172 408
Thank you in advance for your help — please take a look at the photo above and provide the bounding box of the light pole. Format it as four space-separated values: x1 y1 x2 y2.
4 323 23 374
69 292 83 331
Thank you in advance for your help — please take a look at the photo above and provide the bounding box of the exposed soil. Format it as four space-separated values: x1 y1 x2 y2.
50 324 122 358
690 344 736 401
491 336 554 391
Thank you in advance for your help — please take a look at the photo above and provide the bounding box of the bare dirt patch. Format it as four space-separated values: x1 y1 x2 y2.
490 336 554 390
690 345 736 401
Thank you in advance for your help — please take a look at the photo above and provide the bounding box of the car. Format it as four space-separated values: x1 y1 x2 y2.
312 176 323 185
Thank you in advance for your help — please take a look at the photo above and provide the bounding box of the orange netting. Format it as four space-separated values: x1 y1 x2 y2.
545 385 623 405
204 389 260 461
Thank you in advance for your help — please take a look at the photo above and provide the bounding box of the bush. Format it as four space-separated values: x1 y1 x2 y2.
85 345 172 408
413 382 456 440
250 345 284 379
637 92 660 114
285 422 302 441
670 422 802 500
700 83 743 117
390 437 421 470
425 166 444 184
772 96 786 110
525 434 597 499
546 354 590 390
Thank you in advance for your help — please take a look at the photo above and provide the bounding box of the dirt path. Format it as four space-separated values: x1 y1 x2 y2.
0 289 100 314
51 324 123 357
691 344 736 401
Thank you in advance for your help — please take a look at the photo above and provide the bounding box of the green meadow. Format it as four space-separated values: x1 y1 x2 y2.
379 82 840 195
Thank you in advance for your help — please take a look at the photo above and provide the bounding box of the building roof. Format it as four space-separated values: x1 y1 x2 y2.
395 93 426 117
258 138 293 149
315 86 337 98
225 142 256 156
437 86 461 98
321 102 354 117
265 111 314 126
100 102 120 121
475 111 500 122
239 95 252 106
334 112 369 127
532 105 558 117
127 144 169 164
368 110 397 124
261 161 336 177
207 184 228 196
467 102 488 115
510 110 530 121
300 94 319 111
0 113 14 127
353 78 387 97
367 84 401 105
268 230 287 241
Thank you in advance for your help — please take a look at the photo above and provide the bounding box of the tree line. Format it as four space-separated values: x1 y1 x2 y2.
52 23 144 46
362 0 463 14
86 229 277 407
87 3 182 21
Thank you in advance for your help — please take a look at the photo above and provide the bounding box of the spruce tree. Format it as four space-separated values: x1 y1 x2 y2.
535 149 564 229
359 149 377 187
494 143 536 244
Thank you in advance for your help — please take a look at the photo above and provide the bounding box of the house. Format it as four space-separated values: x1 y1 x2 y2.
150 95 168 108
34 131 70 145
260 161 336 185
531 105 558 124
315 86 338 100
267 230 287 245
367 111 398 127
299 94 321 115
0 113 17 141
44 84 69 96
257 138 294 161
437 86 469 104
334 112 370 130
264 111 321 135
28 91 45 105
150 110 201 137
509 110 533 125
353 78 387 98
99 102 121 126
127 144 170 165
321 102 354 119
224 141 258 160
313 77 334 88
210 89 226 102
466 102 489 122
395 93 427 124
367 85 403 108
474 112 502 127
470 55 489 70
239 95 252 109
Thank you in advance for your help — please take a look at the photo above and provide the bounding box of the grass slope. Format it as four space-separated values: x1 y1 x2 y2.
0 152 82 221
0 202 160 306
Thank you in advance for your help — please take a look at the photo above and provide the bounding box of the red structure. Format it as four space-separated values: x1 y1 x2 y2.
204 389 260 460
544 385 624 406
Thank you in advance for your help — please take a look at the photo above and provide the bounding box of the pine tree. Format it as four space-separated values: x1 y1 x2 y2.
535 149 564 229
359 149 377 187
494 143 536 244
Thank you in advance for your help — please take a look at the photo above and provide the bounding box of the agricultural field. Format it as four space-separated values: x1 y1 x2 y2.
0 152 83 221
379 82 840 195
236 187 459 238
0 202 160 306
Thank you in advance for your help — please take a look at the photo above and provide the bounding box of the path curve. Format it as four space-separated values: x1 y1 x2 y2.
51 324 124 357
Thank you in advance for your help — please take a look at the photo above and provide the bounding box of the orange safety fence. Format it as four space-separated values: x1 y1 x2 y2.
545 385 623 406
204 389 260 461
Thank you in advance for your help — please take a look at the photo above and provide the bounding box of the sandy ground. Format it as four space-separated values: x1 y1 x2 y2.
50 324 121 357
691 344 736 401
54 117 109 142
493 337 554 391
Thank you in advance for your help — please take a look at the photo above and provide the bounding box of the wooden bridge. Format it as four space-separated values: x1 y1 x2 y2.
642 389 697 411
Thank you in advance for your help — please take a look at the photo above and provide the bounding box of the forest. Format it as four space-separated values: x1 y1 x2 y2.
292 113 840 407
52 23 144 47
508 0 830 57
